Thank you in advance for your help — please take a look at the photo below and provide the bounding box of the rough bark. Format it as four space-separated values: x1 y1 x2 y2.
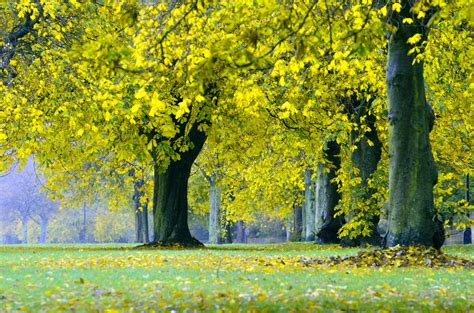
208 175 222 244
314 141 344 244
303 168 316 241
151 122 206 246
384 7 444 248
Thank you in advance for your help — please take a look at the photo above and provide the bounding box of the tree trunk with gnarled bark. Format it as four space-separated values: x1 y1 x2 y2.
384 3 444 248
314 141 344 244
151 123 206 246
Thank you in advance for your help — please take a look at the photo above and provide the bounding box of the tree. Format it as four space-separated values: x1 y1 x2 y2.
0 160 58 243
383 1 443 248
2 1 472 248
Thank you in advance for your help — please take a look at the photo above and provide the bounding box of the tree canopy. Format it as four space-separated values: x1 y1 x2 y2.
1 0 472 247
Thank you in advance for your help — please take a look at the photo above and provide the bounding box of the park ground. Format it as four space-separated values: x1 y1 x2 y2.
0 243 473 312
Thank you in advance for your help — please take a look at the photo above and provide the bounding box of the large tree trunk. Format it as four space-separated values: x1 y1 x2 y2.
303 168 315 241
39 216 48 244
384 9 444 248
208 174 222 244
314 140 343 244
152 123 206 246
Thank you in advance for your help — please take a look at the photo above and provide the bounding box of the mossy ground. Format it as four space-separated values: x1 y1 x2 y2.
0 243 473 312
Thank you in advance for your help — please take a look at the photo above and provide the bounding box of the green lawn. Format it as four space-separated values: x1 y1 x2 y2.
0 243 473 312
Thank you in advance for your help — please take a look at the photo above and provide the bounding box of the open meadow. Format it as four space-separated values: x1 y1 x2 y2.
1 243 473 312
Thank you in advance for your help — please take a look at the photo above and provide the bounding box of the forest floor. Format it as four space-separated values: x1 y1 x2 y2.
0 243 473 312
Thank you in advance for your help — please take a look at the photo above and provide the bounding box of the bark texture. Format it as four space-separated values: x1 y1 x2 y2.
384 8 444 248
291 205 303 241
314 141 344 244
208 174 222 244
303 168 316 241
152 122 206 246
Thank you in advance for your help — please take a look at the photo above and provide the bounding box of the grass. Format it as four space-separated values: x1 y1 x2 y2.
0 243 473 312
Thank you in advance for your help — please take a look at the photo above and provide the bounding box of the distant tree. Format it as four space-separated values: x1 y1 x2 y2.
0 160 58 243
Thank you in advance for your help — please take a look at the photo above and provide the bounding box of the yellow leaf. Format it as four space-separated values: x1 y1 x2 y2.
135 88 148 100
407 33 422 45
196 94 206 102
131 104 141 113
392 3 402 13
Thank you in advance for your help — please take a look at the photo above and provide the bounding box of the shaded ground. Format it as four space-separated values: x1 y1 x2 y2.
0 243 473 312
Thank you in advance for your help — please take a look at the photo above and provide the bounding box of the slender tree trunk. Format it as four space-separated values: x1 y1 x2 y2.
464 174 472 244
79 202 87 243
21 216 28 244
303 168 315 241
135 211 143 243
39 217 48 244
208 175 222 244
291 204 303 241
385 10 444 248
314 141 343 244
133 180 146 243
286 217 291 242
152 123 206 246
222 220 233 244
143 203 149 243
235 220 247 243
